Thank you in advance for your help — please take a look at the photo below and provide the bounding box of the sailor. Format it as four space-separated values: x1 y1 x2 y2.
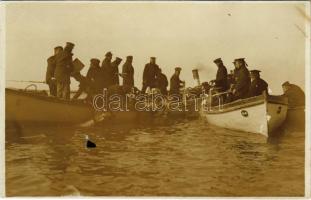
248 70 268 97
231 58 251 100
46 46 63 96
156 68 168 95
86 58 102 94
142 57 160 93
121 56 135 88
55 42 75 100
111 57 122 86
71 71 94 101
170 67 185 95
101 51 113 89
213 58 228 91
281 81 305 107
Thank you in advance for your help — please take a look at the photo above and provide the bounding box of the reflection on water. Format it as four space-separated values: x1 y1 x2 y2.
5 118 304 196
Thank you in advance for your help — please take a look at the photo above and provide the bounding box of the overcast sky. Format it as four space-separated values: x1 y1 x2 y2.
4 2 309 94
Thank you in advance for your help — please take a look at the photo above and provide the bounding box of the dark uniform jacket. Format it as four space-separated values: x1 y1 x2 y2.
72 75 93 100
101 58 113 88
87 65 102 93
122 61 134 87
156 73 168 95
111 61 120 85
54 51 73 84
46 55 56 84
215 65 228 91
248 78 268 97
233 66 250 99
283 84 305 107
170 74 183 95
143 63 159 87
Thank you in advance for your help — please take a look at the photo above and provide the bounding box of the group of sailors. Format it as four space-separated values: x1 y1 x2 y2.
45 42 185 101
212 57 305 106
45 41 305 107
211 57 268 102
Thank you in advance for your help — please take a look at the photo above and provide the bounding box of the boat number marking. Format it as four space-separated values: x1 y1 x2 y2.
277 106 282 114
241 110 248 117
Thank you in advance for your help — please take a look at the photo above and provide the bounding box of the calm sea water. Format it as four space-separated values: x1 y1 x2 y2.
5 117 305 197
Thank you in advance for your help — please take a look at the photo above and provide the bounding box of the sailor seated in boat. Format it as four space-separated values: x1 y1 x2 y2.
208 83 226 107
230 58 251 101
281 81 305 107
247 70 268 98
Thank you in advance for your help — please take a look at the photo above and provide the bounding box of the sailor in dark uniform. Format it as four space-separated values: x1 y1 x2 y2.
46 46 63 96
121 56 135 88
72 72 94 101
231 58 251 100
156 68 168 95
101 51 113 89
213 58 228 91
142 57 160 93
281 81 305 107
55 42 75 100
86 58 102 94
111 57 122 86
248 70 268 97
170 67 185 96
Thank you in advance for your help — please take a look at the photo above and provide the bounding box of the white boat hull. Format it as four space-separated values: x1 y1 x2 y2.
201 95 288 137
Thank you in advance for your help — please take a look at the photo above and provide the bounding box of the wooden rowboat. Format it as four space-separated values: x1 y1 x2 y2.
5 88 94 124
5 88 155 125
200 92 288 137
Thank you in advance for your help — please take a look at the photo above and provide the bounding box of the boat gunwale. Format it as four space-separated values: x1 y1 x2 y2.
6 88 92 108
205 94 288 114
206 99 264 114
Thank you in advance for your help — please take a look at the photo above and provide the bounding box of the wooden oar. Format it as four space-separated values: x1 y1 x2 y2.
6 80 45 84
78 112 112 127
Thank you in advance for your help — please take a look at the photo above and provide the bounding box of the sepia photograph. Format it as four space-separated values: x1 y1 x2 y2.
1 1 310 197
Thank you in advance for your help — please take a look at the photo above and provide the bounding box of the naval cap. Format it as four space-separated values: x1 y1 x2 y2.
213 58 222 63
54 46 63 50
175 67 182 71
233 58 245 63
105 51 112 57
282 81 290 87
250 69 261 74
65 42 75 48
90 58 100 65
115 57 122 62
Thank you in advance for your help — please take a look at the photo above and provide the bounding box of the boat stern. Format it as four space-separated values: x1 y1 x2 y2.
265 95 288 136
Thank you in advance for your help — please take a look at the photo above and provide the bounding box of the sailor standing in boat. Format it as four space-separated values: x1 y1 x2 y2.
170 67 185 96
213 58 229 92
231 58 251 100
156 68 169 95
101 51 113 89
55 42 75 100
111 57 123 86
142 57 160 93
248 70 268 97
46 46 63 96
121 56 135 88
86 58 102 94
